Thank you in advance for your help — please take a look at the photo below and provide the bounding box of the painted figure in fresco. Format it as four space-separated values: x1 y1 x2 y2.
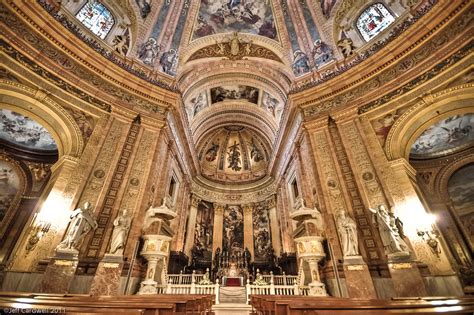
191 93 207 117
312 39 334 69
292 50 311 76
138 38 160 65
320 0 337 19
194 0 276 40
57 202 98 251
214 247 221 268
369 205 410 255
136 0 151 19
109 209 132 255
249 138 264 162
205 142 220 162
160 49 178 75
227 141 242 171
243 247 251 268
336 210 359 257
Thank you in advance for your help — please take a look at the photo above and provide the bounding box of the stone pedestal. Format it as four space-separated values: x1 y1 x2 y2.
89 254 124 296
343 256 377 298
388 255 427 297
39 249 79 293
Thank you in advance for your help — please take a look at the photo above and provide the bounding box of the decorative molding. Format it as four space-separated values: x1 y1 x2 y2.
191 181 278 205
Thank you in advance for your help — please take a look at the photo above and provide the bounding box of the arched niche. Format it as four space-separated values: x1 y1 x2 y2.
384 85 474 161
0 82 85 159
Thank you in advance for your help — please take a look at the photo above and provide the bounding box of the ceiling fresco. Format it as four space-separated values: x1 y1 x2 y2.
410 113 474 159
0 109 58 151
192 0 278 41
185 86 283 124
198 126 269 183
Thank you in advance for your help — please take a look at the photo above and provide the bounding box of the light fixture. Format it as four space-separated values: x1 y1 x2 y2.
25 217 51 254
416 213 441 257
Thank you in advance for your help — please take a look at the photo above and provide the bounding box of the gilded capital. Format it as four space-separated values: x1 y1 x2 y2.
191 195 201 207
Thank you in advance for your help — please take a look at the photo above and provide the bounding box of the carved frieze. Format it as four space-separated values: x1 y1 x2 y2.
188 33 282 63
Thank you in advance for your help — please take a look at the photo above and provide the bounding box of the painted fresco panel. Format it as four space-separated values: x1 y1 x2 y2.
371 107 410 146
193 201 214 260
0 160 21 223
253 203 272 259
448 164 474 240
0 109 57 151
210 85 259 104
410 114 474 159
223 205 244 256
193 0 277 40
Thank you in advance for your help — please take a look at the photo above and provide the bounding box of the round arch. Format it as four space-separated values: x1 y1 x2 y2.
384 84 474 161
0 81 85 158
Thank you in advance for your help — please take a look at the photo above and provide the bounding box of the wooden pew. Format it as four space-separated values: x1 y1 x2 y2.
0 292 214 315
250 295 474 315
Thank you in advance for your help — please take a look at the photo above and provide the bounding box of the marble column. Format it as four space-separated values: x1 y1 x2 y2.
267 196 281 257
183 195 200 260
243 204 254 259
39 249 79 293
212 204 224 261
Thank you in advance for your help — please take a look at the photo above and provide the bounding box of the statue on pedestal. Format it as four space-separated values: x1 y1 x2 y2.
57 202 98 251
369 205 410 255
336 211 359 256
109 209 132 255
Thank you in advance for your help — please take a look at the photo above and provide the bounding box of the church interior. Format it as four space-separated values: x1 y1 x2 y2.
0 0 473 313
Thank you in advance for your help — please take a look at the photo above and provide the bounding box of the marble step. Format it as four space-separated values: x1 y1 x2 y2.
219 287 247 304
212 303 252 315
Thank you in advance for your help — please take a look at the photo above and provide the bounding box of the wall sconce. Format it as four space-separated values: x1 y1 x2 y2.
416 214 441 257
25 220 51 254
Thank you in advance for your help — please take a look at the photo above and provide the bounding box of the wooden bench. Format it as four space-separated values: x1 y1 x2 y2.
0 292 214 315
250 295 474 315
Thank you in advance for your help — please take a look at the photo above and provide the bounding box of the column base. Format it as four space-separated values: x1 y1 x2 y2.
90 254 124 296
39 249 79 293
388 260 427 297
137 279 158 294
308 281 327 296
343 256 377 299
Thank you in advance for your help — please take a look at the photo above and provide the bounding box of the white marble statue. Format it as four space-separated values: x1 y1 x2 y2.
369 205 410 254
336 211 359 256
109 209 132 255
57 202 98 251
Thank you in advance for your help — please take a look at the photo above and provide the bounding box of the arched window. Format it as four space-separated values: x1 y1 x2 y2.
75 1 115 39
356 3 395 42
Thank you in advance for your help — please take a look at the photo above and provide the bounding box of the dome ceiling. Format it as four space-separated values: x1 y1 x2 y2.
198 126 270 184
410 113 474 160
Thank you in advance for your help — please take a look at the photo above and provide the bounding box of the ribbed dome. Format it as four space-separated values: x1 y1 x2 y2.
197 126 269 184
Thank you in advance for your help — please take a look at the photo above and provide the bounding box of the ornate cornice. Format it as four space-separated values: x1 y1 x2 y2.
300 3 472 117
292 0 441 93
36 0 174 91
0 40 111 113
0 1 175 115
191 179 278 205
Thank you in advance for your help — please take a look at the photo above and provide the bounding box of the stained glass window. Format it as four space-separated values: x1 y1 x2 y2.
356 3 395 42
76 1 115 39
